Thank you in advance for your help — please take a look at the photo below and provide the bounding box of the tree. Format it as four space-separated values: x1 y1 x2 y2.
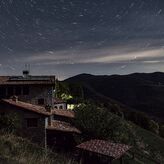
55 80 70 98
74 103 137 145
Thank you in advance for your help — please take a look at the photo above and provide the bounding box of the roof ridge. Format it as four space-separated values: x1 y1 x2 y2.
2 99 51 116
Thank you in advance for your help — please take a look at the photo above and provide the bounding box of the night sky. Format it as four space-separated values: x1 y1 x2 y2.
0 0 164 79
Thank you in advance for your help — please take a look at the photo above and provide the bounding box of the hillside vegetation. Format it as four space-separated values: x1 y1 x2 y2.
65 72 164 121
74 103 164 164
52 72 164 163
0 133 76 164
62 72 164 138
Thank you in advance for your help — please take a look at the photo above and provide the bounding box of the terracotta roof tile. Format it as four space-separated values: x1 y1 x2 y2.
2 99 51 116
77 139 131 159
52 109 75 118
47 120 81 134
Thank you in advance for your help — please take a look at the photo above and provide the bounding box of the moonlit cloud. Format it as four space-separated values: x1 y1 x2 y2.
142 61 160 64
18 47 164 66
84 49 164 64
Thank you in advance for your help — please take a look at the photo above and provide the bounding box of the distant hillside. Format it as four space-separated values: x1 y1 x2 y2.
64 72 164 122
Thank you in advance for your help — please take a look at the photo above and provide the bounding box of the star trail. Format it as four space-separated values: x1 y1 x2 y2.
0 0 164 79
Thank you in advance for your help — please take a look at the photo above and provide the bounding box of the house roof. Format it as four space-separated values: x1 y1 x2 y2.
1 99 51 116
52 109 75 118
54 98 66 104
76 139 131 159
46 120 81 134
0 76 55 85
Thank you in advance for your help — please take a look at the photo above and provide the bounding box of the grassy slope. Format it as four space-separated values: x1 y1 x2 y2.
0 133 77 164
133 124 164 163
135 124 164 154
0 128 162 164
112 124 164 164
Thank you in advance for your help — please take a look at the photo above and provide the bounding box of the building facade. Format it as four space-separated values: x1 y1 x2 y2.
0 71 81 149
0 71 55 107
0 98 51 147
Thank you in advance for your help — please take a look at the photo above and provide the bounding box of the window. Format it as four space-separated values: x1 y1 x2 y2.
7 87 14 96
23 86 29 95
0 87 6 97
15 86 22 95
38 98 45 105
59 105 63 109
26 118 38 128
54 106 58 109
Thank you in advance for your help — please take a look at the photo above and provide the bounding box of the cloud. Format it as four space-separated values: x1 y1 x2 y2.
142 61 161 64
17 46 164 66
83 48 164 64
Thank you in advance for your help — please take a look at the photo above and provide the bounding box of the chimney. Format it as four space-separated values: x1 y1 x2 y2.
11 96 18 103
45 104 52 113
23 70 30 79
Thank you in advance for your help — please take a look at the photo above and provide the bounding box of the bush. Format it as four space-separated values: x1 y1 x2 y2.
0 113 20 133
74 103 137 145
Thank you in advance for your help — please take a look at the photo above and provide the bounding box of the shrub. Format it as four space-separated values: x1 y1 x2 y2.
74 103 137 145
0 113 20 133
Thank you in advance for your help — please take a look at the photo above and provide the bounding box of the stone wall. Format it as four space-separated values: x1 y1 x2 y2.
18 85 54 107
0 84 54 107
0 103 48 147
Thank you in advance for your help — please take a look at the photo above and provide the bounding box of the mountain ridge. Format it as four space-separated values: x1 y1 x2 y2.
64 72 164 122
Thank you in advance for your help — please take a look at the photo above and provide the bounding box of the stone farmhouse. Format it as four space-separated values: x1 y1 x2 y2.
0 98 51 147
0 70 80 149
